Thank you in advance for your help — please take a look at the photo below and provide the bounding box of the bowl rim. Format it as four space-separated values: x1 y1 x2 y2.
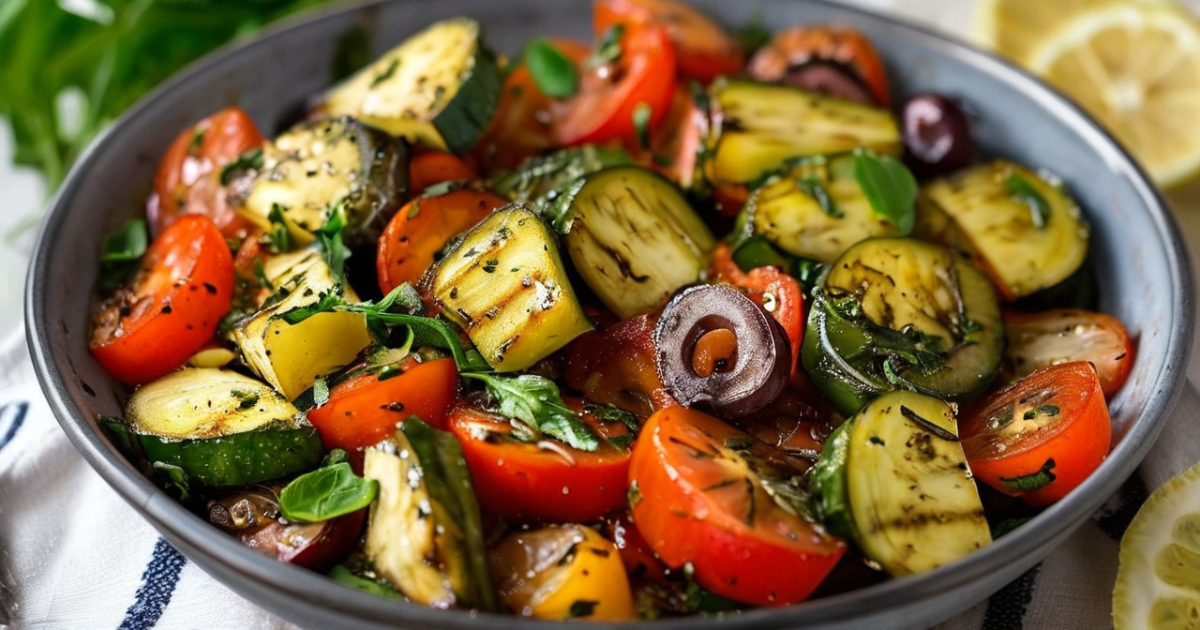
25 0 1195 627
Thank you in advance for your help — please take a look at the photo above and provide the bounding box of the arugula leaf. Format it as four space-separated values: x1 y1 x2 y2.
854 149 917 235
1000 458 1057 492
279 462 378 523
462 373 600 451
586 403 640 432
1005 173 1052 229
525 39 578 98
796 176 843 218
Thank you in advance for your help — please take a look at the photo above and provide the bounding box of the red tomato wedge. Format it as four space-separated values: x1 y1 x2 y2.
747 26 891 106
448 400 634 523
593 0 743 84
633 85 704 187
408 151 478 195
90 215 234 384
553 25 677 147
307 358 458 453
709 243 804 375
960 362 1112 506
375 189 508 294
629 407 845 606
1003 308 1134 397
149 107 264 239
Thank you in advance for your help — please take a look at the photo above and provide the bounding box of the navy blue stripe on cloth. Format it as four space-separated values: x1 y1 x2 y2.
117 538 187 630
982 564 1041 630
0 401 29 452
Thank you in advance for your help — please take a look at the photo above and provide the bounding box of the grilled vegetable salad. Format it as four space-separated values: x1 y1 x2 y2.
89 0 1134 620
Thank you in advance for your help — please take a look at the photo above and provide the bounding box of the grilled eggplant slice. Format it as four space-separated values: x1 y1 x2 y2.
811 390 990 576
802 238 1003 415
230 248 372 400
239 117 408 249
742 153 900 263
363 418 495 610
432 204 592 371
916 160 1089 300
126 368 324 487
559 166 716 319
318 18 501 153
705 80 901 189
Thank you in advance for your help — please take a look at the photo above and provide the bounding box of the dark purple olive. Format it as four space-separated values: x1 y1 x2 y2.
902 94 975 178
654 284 791 418
208 490 365 572
781 60 874 105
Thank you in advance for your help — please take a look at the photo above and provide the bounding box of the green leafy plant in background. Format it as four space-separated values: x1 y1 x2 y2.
0 0 344 191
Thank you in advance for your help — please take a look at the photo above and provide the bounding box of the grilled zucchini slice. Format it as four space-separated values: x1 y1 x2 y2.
705 80 901 189
432 205 592 371
743 153 900 263
802 238 1003 415
319 18 501 153
126 368 324 487
916 160 1089 300
363 418 495 610
559 166 716 319
490 145 631 217
230 248 372 400
811 391 990 576
239 117 408 249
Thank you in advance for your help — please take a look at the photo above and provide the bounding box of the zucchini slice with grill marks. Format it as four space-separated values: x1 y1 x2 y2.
916 160 1089 301
559 166 716 319
126 368 324 487
239 117 408 249
801 238 1003 415
742 153 900 263
490 145 631 216
432 204 592 371
318 18 501 153
704 80 901 189
363 418 495 611
811 390 990 576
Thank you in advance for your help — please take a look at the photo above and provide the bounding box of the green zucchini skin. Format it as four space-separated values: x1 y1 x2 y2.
801 238 1003 416
137 426 324 487
811 391 990 576
490 145 631 218
559 166 716 319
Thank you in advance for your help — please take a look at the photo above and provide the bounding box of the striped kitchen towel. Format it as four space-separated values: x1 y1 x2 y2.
1 322 1197 630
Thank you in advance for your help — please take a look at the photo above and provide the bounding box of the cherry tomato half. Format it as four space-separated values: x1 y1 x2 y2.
307 358 458 453
150 107 264 239
90 215 234 384
1003 308 1134 397
960 362 1112 506
594 0 743 84
747 26 891 106
629 406 845 606
408 151 478 196
448 400 634 523
553 25 677 147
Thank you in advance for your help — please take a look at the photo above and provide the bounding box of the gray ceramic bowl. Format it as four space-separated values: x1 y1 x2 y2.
25 1 1195 628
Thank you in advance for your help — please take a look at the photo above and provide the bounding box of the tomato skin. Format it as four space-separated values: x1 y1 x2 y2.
747 26 891 106
307 358 458 452
593 0 743 84
150 107 263 239
960 362 1112 506
448 401 633 523
90 215 234 384
563 313 677 417
553 26 677 147
1003 308 1134 397
408 151 477 195
629 407 845 606
375 189 507 295
709 243 804 375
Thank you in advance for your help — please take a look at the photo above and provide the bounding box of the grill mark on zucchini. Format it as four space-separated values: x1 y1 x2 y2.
900 405 959 442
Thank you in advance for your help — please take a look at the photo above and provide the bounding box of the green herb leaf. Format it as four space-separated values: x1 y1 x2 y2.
327 565 404 600
152 461 193 503
568 600 600 618
991 516 1034 540
264 204 292 254
853 149 917 235
279 462 378 523
461 373 600 451
999 458 1057 492
525 39 578 98
632 102 652 150
370 58 400 88
315 203 352 283
588 24 625 68
586 403 640 432
1005 173 1052 229
219 147 263 185
98 217 149 292
313 377 330 408
321 448 348 468
796 176 843 218
1023 404 1060 421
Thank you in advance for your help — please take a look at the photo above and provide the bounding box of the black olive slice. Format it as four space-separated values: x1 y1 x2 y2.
654 284 791 418
782 60 874 105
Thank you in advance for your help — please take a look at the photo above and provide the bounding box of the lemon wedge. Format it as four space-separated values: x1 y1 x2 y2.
1113 461 1200 629
971 0 1151 65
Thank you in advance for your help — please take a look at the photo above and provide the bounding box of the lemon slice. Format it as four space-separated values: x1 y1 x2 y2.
1113 461 1200 629
971 0 1144 65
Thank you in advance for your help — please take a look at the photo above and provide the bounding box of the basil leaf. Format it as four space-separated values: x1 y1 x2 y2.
218 147 263 185
588 24 625 68
152 461 193 503
327 565 404 600
1004 173 1051 229
315 203 352 283
854 150 917 235
525 39 578 98
279 462 378 523
797 176 843 218
98 218 149 292
999 458 1057 492
462 373 600 451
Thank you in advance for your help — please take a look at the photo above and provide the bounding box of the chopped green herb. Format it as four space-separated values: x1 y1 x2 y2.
230 388 260 410
461 373 600 452
279 462 379 523
265 204 292 254
991 516 1034 540
1023 404 1060 421
153 461 193 503
315 202 353 283
853 149 917 235
568 600 600 618
218 147 263 185
321 448 349 468
370 58 400 88
633 102 652 150
98 217 149 292
586 403 640 432
1005 173 1052 229
525 39 579 98
327 565 404 600
627 479 642 506
588 24 625 68
999 458 1057 492
407 201 421 219
797 176 843 218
